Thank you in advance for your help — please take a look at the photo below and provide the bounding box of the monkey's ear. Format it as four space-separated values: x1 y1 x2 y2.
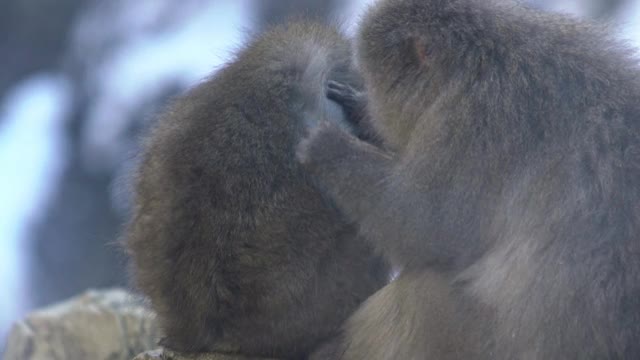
411 37 429 66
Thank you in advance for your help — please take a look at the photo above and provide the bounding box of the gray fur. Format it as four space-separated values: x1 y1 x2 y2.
300 0 640 358
125 22 388 359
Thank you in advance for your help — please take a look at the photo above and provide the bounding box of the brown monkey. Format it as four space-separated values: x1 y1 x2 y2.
300 0 640 358
124 22 388 359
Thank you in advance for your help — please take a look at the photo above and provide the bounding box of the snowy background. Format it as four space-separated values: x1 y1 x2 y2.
0 0 639 353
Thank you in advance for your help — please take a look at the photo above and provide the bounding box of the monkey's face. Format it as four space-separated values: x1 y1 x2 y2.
357 0 476 149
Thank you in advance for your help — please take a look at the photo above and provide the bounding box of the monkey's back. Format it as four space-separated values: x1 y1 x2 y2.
126 23 386 357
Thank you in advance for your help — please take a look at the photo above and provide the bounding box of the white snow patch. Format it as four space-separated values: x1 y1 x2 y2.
342 0 376 36
619 0 640 48
83 1 251 170
0 74 70 341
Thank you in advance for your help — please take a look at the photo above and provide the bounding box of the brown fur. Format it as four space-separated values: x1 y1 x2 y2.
125 22 388 359
300 0 640 358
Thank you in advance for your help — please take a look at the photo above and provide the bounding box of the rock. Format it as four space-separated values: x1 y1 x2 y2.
3 288 159 360
133 349 279 360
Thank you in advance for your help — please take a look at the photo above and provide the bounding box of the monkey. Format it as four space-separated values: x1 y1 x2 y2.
124 22 389 359
298 0 640 358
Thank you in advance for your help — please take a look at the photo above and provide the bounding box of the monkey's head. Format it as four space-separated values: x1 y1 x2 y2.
356 0 470 148
356 0 564 150
357 0 628 151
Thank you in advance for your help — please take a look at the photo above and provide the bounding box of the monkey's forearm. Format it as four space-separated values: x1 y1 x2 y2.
298 122 393 223
299 124 456 266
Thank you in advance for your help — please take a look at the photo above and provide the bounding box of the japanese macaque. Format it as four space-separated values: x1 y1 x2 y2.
125 22 388 359
300 0 640 358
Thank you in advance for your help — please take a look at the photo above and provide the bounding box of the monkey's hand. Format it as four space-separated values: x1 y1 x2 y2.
297 120 356 171
327 80 384 146
297 120 393 223
327 80 368 129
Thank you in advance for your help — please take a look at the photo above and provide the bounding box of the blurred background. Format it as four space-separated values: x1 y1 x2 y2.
0 0 639 354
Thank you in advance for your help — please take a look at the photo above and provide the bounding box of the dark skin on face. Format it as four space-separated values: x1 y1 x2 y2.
301 0 640 358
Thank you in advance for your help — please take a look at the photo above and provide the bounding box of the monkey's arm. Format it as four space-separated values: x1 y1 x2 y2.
297 121 393 222
298 122 450 266
310 271 477 360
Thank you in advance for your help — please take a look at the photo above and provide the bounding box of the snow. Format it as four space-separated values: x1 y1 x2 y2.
0 1 251 340
0 74 71 339
83 1 250 170
620 0 640 48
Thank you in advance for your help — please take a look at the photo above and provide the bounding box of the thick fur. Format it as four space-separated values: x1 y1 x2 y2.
125 22 388 359
300 0 640 358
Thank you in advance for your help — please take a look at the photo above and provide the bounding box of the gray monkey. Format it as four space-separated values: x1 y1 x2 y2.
300 0 640 358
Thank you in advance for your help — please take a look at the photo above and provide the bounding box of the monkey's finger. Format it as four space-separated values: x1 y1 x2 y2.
327 81 354 98
328 80 366 102
327 84 359 109
327 80 357 95
327 80 351 92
